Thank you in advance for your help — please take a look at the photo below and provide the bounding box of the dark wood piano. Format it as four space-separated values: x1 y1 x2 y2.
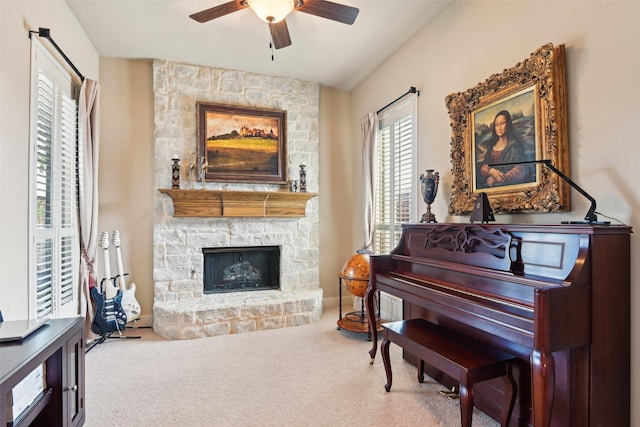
365 223 631 427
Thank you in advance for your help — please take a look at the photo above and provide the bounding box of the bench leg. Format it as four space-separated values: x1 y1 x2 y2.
418 359 425 383
459 382 473 427
501 363 517 427
381 336 392 392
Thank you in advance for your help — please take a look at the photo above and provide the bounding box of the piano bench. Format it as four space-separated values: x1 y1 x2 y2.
380 318 517 427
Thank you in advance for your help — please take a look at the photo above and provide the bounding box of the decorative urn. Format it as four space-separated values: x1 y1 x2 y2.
420 169 440 223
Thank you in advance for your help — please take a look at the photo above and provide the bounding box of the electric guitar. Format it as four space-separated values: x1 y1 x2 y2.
112 230 141 322
90 231 127 335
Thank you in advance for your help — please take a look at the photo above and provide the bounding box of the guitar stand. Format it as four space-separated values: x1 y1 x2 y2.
85 330 141 354
122 318 153 329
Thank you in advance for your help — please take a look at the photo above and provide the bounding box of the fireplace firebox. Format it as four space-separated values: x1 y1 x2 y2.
203 246 280 294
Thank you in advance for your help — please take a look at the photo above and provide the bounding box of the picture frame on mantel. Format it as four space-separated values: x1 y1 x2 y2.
197 102 287 184
446 43 570 215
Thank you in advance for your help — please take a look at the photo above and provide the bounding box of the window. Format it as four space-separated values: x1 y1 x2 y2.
374 95 418 254
28 39 80 318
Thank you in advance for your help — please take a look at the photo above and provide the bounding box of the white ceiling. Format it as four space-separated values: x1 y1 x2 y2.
66 0 452 91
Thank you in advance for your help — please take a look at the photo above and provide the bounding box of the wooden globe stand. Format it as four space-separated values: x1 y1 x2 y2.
337 274 383 340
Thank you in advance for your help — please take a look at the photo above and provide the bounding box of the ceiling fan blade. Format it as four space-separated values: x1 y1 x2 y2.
269 19 292 49
296 0 359 25
189 0 248 23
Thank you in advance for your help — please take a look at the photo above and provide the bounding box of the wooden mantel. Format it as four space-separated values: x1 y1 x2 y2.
159 188 318 218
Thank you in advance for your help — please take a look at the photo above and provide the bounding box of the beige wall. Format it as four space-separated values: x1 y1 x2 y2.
0 1 99 319
349 1 639 424
98 58 155 324
319 87 358 302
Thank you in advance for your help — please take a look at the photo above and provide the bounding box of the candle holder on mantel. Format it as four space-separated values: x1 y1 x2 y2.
299 164 307 192
200 156 208 190
171 158 180 189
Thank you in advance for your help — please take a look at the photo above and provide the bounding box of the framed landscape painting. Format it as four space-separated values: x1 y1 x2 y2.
197 102 287 184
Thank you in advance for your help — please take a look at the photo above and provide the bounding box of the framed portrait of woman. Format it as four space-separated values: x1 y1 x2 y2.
472 87 537 192
447 43 570 215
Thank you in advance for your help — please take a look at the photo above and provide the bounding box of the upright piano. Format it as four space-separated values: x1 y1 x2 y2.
365 223 631 427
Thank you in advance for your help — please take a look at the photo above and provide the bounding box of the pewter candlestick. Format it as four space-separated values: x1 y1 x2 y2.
200 156 208 190
299 164 307 192
171 157 180 189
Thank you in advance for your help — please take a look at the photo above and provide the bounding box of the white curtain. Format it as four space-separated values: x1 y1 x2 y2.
78 79 101 339
361 112 378 252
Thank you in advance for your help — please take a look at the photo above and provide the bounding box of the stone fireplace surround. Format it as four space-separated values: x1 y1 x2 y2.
152 60 322 340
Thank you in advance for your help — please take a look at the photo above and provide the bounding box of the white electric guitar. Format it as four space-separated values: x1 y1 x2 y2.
112 230 141 322
100 230 119 300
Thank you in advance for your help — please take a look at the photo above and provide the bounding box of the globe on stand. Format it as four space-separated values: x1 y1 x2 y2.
420 169 439 223
337 251 383 337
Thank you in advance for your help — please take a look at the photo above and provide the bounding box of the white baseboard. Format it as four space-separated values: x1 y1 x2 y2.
323 295 355 309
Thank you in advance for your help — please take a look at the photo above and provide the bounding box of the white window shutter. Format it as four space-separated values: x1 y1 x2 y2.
29 39 80 319
374 95 418 254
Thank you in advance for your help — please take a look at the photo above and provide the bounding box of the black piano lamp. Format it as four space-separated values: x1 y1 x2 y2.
489 159 610 224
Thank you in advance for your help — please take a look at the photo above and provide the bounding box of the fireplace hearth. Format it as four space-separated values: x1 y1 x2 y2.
203 246 280 294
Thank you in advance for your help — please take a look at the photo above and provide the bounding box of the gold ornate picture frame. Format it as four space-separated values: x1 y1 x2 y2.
446 43 570 215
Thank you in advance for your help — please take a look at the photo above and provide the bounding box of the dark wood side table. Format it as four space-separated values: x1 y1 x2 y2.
1 317 85 427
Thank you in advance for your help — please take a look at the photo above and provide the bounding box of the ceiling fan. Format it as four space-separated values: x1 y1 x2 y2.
189 0 359 50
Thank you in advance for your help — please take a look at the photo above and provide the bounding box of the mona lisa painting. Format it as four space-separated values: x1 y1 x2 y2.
447 43 570 215
472 87 536 191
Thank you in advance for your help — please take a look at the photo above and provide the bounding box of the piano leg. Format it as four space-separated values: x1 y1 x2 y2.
365 285 377 363
501 362 517 427
366 290 382 341
531 349 555 427
363 296 371 341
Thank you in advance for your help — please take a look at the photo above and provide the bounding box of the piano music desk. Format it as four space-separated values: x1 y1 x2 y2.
381 318 516 427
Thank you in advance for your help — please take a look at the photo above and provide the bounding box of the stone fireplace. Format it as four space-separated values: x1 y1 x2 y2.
152 60 322 340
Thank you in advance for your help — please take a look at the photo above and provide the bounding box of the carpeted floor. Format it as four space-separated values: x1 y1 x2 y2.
85 305 499 426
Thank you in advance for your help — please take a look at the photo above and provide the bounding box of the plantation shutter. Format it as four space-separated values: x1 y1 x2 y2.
30 39 80 318
34 66 55 317
59 89 78 307
374 95 418 254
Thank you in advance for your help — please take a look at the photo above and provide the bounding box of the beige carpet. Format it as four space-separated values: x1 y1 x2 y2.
85 306 498 427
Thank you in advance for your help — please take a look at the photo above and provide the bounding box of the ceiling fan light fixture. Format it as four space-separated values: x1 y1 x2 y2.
247 0 294 23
